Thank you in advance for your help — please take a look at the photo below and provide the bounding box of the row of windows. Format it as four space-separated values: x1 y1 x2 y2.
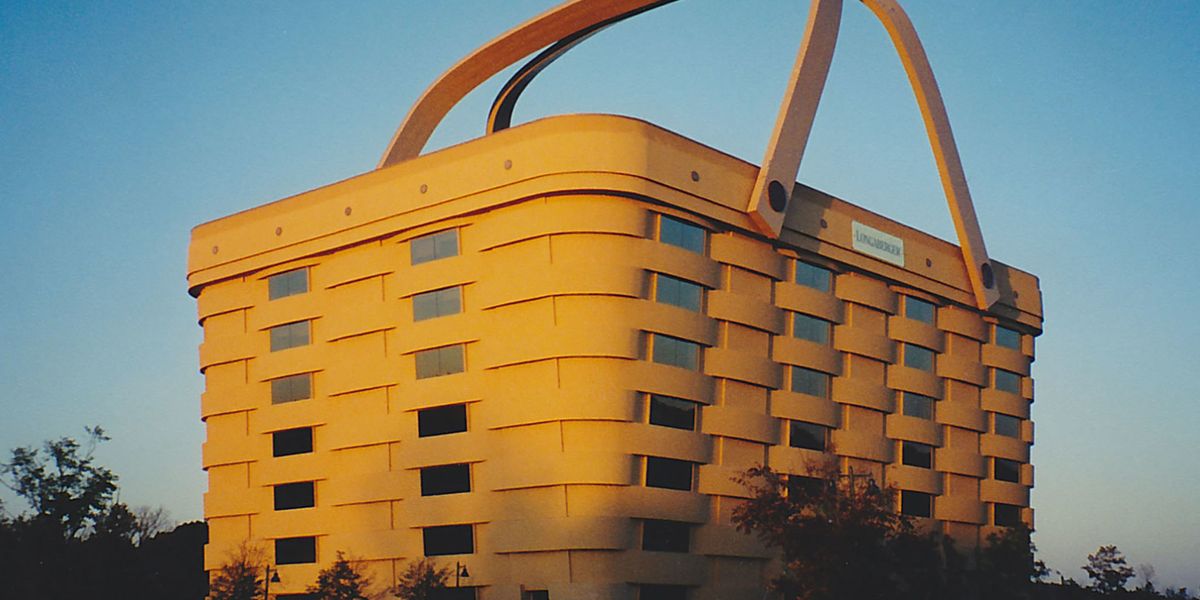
270 403 470 459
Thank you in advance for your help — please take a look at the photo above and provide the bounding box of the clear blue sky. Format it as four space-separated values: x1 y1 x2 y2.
1 0 1197 589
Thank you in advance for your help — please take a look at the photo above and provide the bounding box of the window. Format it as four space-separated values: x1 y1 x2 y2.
901 441 934 469
795 261 832 293
413 286 462 321
902 295 936 325
650 334 700 370
994 325 1021 350
654 274 703 311
642 519 690 553
792 313 831 344
658 215 705 253
270 321 310 352
993 503 1023 527
791 366 830 398
268 268 309 300
525 592 550 600
432 590 477 600
902 344 935 372
649 395 697 430
422 524 473 556
993 413 1021 438
900 490 933 518
271 373 312 404
420 464 471 496
901 392 934 420
272 427 313 457
275 536 316 564
416 345 465 379
993 458 1021 483
645 457 693 491
789 421 828 452
993 368 1021 394
639 585 688 600
274 481 315 510
419 404 468 437
787 475 827 499
411 229 459 265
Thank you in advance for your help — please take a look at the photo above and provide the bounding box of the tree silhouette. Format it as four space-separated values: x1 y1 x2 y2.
393 559 451 600
1084 545 1135 594
309 551 375 600
208 542 265 600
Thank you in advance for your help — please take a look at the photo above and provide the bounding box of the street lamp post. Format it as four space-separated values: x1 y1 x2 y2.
454 562 470 588
263 566 281 600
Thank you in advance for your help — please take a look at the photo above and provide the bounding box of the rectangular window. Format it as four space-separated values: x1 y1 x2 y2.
993 503 1023 527
645 457 693 491
994 325 1021 350
654 273 703 311
993 368 1021 394
642 519 690 553
268 268 309 300
901 441 934 469
792 313 831 344
269 321 311 352
275 536 316 564
411 229 459 265
639 585 688 600
900 490 933 518
791 366 830 398
413 286 462 321
432 589 478 600
993 458 1021 483
902 344 935 372
650 334 700 370
418 404 468 437
525 592 550 600
993 413 1021 438
272 427 313 457
416 345 466 379
422 524 474 556
658 215 705 254
901 392 934 420
902 296 936 325
648 395 697 431
795 261 832 293
420 464 472 496
789 421 828 452
273 481 315 510
787 475 827 499
271 373 312 404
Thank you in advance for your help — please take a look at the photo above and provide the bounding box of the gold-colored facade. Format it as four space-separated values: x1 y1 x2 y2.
189 114 1042 599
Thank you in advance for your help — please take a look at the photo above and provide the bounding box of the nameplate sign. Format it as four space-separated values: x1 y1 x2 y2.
852 221 905 267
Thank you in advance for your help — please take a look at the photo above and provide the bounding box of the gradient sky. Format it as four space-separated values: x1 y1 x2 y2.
1 0 1197 589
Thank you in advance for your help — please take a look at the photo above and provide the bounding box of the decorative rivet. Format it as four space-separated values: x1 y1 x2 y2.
344 206 352 216
504 159 512 170
419 184 428 194
925 258 932 267
690 171 700 182
819 219 828 229
767 180 788 212
211 245 219 255
275 227 283 236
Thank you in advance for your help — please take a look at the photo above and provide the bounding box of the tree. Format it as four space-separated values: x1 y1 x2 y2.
310 551 375 600
976 524 1048 600
209 542 265 600
393 559 451 600
1084 545 1135 594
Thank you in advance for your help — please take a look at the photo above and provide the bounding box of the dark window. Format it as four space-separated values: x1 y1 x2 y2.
658 215 705 254
792 313 831 344
795 261 832 292
903 344 935 372
411 229 459 265
789 421 828 452
994 325 1021 350
645 457 693 491
993 458 1021 483
413 286 462 321
276 595 317 600
268 268 309 300
901 442 934 469
791 366 830 398
423 524 473 556
431 589 477 600
993 503 1023 527
651 334 700 370
642 519 690 553
274 482 315 510
903 296 936 325
525 592 549 600
900 490 933 518
416 345 465 379
419 404 468 437
638 584 688 600
272 427 313 457
270 321 310 352
420 464 471 496
787 475 827 500
275 536 316 564
993 413 1021 438
271 373 312 404
902 392 934 420
654 274 703 311
648 395 696 431
993 369 1021 394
